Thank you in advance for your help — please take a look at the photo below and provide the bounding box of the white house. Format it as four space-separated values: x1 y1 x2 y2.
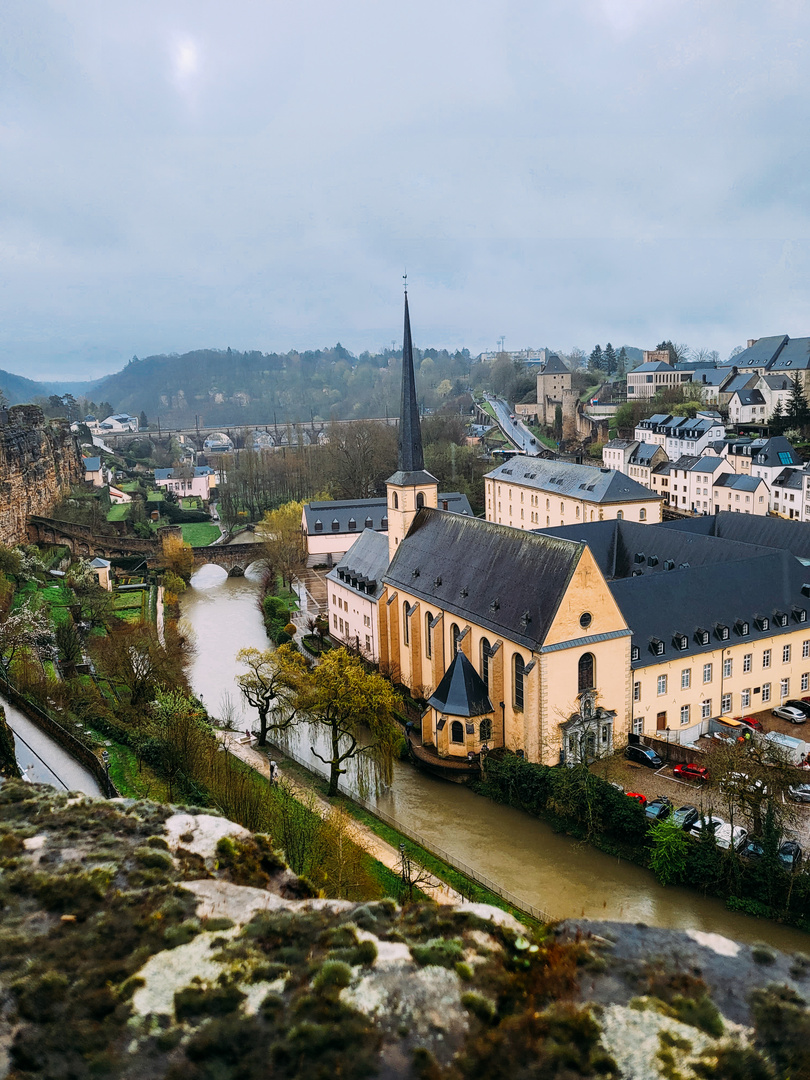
154 466 216 501
633 412 726 459
325 529 389 662
94 413 139 433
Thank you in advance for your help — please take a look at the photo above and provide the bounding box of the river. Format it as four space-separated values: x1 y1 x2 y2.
182 563 810 950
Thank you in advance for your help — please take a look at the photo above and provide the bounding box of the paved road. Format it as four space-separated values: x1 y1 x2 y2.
484 394 546 457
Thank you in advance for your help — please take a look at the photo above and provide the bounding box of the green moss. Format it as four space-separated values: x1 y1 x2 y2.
164 919 201 949
174 982 247 1020
411 937 464 968
461 991 496 1022
313 960 353 992
134 845 174 870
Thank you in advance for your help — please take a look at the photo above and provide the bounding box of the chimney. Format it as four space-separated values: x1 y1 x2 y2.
747 339 758 348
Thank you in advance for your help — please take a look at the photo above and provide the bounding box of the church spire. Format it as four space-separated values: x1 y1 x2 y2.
398 289 425 473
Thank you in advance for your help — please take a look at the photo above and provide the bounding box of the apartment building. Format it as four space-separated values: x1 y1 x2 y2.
485 457 663 529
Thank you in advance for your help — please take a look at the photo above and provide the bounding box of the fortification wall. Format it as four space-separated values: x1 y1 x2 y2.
0 406 84 546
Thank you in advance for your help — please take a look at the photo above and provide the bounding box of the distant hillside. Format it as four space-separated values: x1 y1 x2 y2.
90 344 475 426
0 368 52 406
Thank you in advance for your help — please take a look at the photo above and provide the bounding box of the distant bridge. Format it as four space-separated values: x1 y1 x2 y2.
28 516 266 575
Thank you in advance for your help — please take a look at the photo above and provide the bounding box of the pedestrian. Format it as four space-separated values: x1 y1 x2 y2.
269 760 279 783
405 720 414 739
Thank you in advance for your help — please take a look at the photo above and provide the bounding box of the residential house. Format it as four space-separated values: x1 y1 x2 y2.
326 529 389 662
633 413 726 460
602 440 667 484
485 458 663 529
154 466 216 501
728 386 769 425
95 413 139 433
302 491 472 568
771 468 806 520
83 456 108 488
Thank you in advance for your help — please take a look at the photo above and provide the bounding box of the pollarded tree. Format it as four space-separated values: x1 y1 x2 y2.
284 648 403 796
236 644 307 746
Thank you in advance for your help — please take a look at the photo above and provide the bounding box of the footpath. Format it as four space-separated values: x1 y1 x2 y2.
215 729 461 905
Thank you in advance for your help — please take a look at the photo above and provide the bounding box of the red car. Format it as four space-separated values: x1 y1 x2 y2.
737 715 764 732
673 763 709 783
626 792 647 806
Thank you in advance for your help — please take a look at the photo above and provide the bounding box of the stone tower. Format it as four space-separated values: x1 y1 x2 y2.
386 289 439 562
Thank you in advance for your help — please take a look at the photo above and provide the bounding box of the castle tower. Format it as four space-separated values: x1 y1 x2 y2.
386 288 439 562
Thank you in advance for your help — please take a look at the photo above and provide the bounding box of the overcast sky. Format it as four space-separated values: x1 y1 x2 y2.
3 1 810 379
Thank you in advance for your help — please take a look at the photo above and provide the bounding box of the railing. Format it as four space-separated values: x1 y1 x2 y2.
269 737 553 924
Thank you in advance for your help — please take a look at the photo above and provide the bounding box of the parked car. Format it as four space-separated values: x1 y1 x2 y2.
673 763 709 783
670 805 700 831
689 814 726 838
779 840 803 870
721 772 768 796
714 824 749 851
737 715 764 732
772 705 808 724
645 796 672 821
788 783 810 803
784 699 810 718
626 792 647 806
740 837 765 861
625 744 663 769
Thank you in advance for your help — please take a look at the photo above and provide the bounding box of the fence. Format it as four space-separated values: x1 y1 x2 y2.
269 737 553 924
1 679 118 797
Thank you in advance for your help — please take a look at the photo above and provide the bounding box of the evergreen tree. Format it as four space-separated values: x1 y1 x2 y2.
786 375 810 430
604 343 617 376
769 399 785 433
656 340 678 364
617 347 628 377
589 344 603 372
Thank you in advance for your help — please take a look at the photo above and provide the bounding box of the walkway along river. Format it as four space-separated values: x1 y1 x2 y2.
182 563 810 950
5 693 102 797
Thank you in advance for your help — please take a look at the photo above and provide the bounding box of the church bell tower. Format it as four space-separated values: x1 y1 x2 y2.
386 286 439 563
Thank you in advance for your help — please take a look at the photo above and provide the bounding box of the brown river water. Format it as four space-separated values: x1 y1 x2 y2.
182 563 810 950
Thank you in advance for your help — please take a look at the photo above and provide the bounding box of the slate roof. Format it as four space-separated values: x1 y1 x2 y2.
731 388 766 406
719 335 788 368
766 336 810 372
303 493 472 536
752 437 802 468
636 416 721 440
384 507 589 651
713 473 763 492
612 549 810 669
668 455 700 472
630 361 673 373
539 354 570 376
762 374 793 391
693 369 729 386
688 456 727 474
486 459 661 504
327 529 389 599
534 519 775 582
773 468 805 491
721 372 757 396
83 457 101 472
604 439 636 450
630 443 663 466
427 650 492 717
660 511 810 562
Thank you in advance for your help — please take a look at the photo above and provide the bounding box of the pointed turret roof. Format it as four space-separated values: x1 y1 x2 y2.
398 291 423 473
427 650 493 718
387 291 438 488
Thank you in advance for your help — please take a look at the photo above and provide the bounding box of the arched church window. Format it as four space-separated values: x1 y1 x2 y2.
416 492 425 509
451 721 464 743
578 652 595 693
480 637 491 689
392 492 399 509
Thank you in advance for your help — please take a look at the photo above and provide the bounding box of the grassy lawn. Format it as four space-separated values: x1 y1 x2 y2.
181 496 202 510
106 503 131 522
119 481 141 493
180 522 221 547
13 580 75 625
113 590 147 621
480 401 497 420
146 491 164 503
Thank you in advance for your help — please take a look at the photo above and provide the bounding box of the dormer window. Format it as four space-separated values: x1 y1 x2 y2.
648 555 659 566
332 519 340 532
380 516 388 529
716 624 729 641
775 611 789 627
735 620 750 636
651 638 665 656
634 553 645 563
663 559 675 571
631 646 640 662
794 607 808 624
365 517 373 529
756 616 770 631
674 634 688 651
314 519 323 532
348 518 356 530
696 628 710 646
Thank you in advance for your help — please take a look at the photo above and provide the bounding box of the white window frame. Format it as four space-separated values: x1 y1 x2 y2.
681 668 691 689
703 663 712 683
781 678 790 699
701 699 711 719
762 683 771 703
741 689 750 709
680 705 690 725
723 657 732 678
783 643 792 663
721 692 732 713
743 653 752 673
657 674 667 696
763 649 771 669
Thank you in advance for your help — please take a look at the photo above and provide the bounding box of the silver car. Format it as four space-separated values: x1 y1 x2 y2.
789 783 810 804
772 705 808 724
714 823 749 851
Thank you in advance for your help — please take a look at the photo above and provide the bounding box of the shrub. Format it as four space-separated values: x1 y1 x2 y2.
410 937 464 968
313 960 353 992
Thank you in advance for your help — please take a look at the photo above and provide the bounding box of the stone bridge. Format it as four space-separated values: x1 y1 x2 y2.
28 515 267 576
192 543 267 576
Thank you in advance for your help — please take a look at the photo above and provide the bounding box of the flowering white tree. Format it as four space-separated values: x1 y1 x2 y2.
0 602 52 681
